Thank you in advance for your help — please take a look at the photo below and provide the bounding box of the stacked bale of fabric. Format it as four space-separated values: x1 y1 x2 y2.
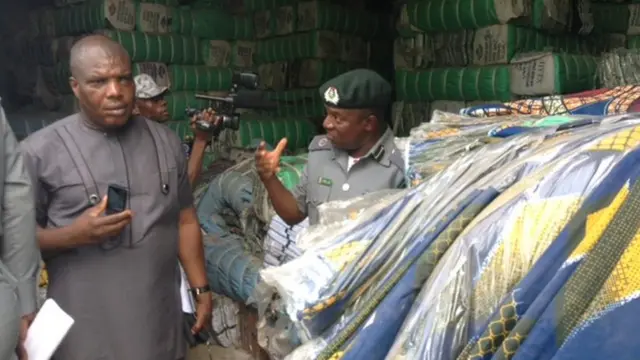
257 111 640 360
588 0 640 88
392 0 601 134
252 0 382 120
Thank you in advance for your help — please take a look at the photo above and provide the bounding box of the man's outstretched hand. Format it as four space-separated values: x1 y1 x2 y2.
255 138 287 182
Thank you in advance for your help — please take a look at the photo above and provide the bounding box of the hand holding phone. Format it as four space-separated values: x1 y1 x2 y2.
106 185 128 215
72 192 133 244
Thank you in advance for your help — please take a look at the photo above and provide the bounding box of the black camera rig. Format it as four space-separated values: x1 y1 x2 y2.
185 72 276 134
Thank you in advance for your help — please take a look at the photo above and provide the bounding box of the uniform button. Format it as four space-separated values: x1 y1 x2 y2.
342 183 350 191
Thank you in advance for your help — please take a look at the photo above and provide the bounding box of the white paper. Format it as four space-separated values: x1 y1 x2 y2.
179 264 195 313
25 299 74 360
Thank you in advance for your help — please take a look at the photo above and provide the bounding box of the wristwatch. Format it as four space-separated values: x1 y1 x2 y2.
189 285 212 299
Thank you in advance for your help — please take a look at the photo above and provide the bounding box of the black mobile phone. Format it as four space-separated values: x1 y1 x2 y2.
106 184 128 215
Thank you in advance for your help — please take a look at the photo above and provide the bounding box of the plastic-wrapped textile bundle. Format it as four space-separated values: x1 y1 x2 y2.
204 235 262 304
259 124 554 359
598 48 640 89
387 115 640 360
263 215 310 268
402 111 549 187
260 113 640 360
460 85 640 118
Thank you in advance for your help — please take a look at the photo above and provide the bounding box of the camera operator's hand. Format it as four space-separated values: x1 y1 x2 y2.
256 138 287 182
190 108 220 142
71 196 133 244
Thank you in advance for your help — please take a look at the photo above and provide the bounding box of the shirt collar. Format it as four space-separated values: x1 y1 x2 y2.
332 127 395 166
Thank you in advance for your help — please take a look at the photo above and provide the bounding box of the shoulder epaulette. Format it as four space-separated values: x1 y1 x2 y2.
308 135 333 151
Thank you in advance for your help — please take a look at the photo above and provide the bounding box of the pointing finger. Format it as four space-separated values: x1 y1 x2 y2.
273 138 288 156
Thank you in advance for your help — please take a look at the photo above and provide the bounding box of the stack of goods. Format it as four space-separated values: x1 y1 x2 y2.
392 0 603 135
252 0 382 119
262 215 309 267
215 114 316 163
590 1 640 88
195 152 310 348
256 111 640 360
23 0 253 139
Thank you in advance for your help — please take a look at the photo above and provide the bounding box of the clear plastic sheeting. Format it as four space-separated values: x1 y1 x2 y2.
256 112 640 360
404 111 547 187
261 132 550 358
387 116 640 360
598 48 640 89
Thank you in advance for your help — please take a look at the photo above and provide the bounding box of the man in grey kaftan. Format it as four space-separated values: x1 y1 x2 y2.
20 35 211 360
0 100 39 360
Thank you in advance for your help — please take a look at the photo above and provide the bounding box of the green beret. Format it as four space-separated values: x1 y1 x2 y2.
319 68 391 109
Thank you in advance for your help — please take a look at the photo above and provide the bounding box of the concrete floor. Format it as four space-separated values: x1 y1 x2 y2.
187 344 252 360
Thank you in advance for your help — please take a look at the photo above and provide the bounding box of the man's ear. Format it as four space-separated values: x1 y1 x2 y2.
69 76 80 98
364 114 377 132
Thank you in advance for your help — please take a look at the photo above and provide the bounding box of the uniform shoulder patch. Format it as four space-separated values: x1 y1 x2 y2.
308 135 333 152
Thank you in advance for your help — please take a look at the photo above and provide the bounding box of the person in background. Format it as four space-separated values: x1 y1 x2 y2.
255 68 405 226
20 35 211 360
0 101 38 360
134 73 218 187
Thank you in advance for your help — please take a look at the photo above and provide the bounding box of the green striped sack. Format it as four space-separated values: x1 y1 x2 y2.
98 29 201 64
405 0 526 32
54 0 136 36
168 65 233 91
296 0 381 38
256 31 341 64
171 8 236 39
395 66 512 102
165 91 210 120
290 59 352 88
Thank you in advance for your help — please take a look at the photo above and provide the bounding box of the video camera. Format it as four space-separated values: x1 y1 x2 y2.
185 72 276 134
